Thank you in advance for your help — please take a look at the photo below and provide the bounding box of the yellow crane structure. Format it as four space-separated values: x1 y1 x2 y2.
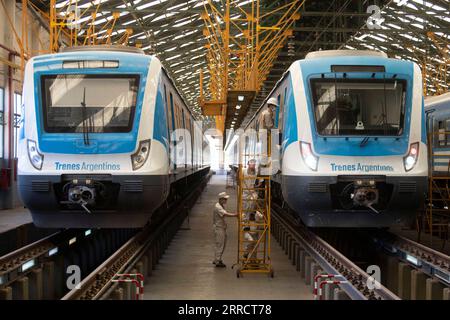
47 0 136 53
198 0 305 277
199 0 305 134
423 31 449 96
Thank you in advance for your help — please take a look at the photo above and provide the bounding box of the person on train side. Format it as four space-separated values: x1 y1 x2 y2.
213 192 238 268
258 97 279 131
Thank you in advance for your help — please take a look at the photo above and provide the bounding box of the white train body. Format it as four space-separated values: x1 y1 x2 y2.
241 50 427 227
18 46 209 228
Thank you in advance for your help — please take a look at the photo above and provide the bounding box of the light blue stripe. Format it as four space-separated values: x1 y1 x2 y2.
32 52 151 154
297 56 417 156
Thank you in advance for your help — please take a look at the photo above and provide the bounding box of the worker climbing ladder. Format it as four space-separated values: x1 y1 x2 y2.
234 133 274 278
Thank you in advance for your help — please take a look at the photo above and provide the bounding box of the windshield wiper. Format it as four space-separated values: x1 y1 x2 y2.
360 136 370 147
81 87 90 146
359 112 388 147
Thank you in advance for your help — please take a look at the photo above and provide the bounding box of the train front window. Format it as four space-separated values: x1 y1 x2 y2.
41 74 139 133
311 79 406 136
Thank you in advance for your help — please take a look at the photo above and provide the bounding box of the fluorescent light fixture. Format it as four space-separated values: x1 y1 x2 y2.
21 259 36 272
69 237 77 245
85 229 92 236
48 247 58 257
406 254 421 266
238 95 244 102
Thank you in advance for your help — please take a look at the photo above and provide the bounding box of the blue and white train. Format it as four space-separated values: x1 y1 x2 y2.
237 50 428 227
18 46 209 228
424 92 450 174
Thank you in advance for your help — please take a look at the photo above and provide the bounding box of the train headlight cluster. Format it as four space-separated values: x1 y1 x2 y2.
403 142 419 172
300 141 319 171
131 139 151 170
27 139 44 170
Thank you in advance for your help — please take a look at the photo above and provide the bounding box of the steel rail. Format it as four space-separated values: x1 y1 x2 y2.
0 229 78 287
271 203 399 300
62 173 210 300
372 231 450 286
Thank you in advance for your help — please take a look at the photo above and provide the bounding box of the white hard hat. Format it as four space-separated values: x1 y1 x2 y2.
218 192 230 199
267 97 279 107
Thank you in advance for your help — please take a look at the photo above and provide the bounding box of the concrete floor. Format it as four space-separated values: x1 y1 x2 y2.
0 207 32 234
144 174 313 300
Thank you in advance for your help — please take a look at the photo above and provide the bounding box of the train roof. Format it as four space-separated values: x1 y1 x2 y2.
425 92 450 108
425 92 450 113
60 45 145 55
424 92 450 120
305 50 388 59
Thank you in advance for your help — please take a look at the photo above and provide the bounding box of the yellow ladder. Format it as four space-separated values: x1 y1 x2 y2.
234 134 273 278
421 131 450 248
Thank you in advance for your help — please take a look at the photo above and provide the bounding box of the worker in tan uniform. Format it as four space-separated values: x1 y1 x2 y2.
213 192 238 268
258 97 278 131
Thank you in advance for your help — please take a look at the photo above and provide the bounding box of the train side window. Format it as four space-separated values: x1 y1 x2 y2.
169 92 176 131
177 104 183 129
446 120 450 145
274 94 281 128
279 87 287 146
438 120 446 146
174 102 181 129
278 87 287 132
164 84 171 139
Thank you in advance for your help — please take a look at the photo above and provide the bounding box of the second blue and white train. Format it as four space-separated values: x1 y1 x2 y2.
229 50 428 227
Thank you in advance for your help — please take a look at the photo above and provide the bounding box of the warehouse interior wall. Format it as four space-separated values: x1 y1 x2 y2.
0 1 50 209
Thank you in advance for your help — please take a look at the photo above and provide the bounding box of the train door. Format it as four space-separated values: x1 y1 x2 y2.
181 108 187 169
169 92 176 171
274 93 281 129
163 84 171 155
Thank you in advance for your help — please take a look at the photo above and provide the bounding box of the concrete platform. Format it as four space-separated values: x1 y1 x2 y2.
0 207 32 234
144 174 313 300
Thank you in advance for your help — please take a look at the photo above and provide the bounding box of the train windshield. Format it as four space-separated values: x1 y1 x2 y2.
41 74 139 133
311 79 406 136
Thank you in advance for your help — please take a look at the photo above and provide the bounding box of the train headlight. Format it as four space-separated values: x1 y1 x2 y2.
300 141 319 171
131 140 151 170
403 142 419 172
27 140 44 170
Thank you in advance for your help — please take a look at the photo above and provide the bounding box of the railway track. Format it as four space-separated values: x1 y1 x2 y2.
371 231 450 292
0 227 136 299
272 204 399 300
0 173 210 300
62 173 210 300
272 202 450 300
271 204 399 300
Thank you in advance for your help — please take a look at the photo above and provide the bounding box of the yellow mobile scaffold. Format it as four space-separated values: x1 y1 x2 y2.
234 134 273 278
